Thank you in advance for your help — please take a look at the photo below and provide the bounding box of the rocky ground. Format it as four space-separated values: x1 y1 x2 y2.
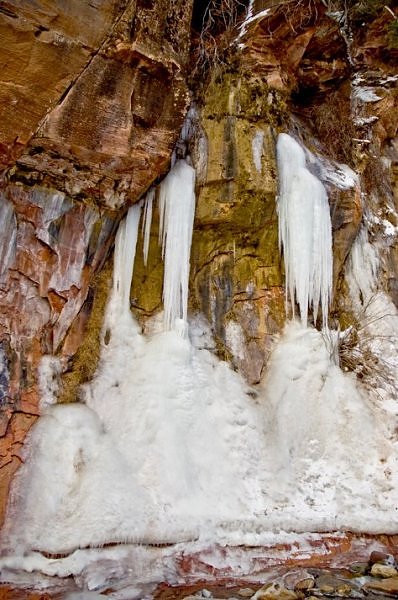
1 548 398 599
153 551 398 600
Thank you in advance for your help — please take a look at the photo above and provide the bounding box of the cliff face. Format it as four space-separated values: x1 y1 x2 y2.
0 0 397 538
0 0 192 525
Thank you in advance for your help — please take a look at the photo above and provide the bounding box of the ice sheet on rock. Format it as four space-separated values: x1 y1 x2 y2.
353 87 382 102
305 152 358 190
346 227 379 308
0 193 17 282
141 188 154 266
276 133 332 327
252 130 264 173
347 234 398 392
159 159 196 331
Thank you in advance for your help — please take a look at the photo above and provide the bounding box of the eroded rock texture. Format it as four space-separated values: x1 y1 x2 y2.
0 0 193 526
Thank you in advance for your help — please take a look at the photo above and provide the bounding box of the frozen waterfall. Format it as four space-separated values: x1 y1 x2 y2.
276 133 332 327
109 159 196 335
1 145 398 594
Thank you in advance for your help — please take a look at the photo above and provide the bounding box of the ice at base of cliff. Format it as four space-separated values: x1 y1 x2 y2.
2 316 397 577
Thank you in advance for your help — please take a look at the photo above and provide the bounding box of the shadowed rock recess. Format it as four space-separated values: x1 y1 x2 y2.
0 0 398 593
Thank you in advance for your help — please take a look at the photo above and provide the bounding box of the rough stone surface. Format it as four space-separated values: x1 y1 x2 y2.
7 0 192 206
189 75 285 384
370 563 398 578
364 577 398 595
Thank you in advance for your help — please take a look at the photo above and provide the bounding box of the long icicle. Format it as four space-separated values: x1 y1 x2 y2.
113 203 142 313
158 159 196 333
276 133 332 327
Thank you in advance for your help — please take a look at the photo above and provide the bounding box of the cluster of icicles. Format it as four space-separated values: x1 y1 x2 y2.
116 158 196 333
276 133 332 328
121 133 333 333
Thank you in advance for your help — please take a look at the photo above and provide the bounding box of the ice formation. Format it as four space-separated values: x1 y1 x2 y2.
1 148 398 595
346 226 379 306
1 187 265 557
142 188 154 266
158 159 196 331
113 202 142 313
276 133 332 326
252 129 264 173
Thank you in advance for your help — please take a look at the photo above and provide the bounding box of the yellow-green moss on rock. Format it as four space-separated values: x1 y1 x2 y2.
190 61 288 383
59 261 113 403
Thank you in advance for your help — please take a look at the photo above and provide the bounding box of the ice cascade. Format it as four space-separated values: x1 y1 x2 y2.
159 159 196 331
276 133 332 327
113 202 142 312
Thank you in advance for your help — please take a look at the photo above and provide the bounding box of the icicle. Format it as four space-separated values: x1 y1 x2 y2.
346 226 379 306
141 188 154 266
158 159 196 332
276 133 332 327
113 203 142 313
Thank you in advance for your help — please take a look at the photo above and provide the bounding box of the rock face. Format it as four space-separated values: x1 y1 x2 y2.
190 76 286 383
0 0 193 527
3 0 191 206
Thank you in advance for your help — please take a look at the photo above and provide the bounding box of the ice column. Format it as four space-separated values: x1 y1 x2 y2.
159 159 196 331
113 203 142 314
276 133 332 327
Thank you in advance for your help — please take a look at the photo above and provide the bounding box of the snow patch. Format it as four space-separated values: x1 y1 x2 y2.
354 116 379 126
38 356 63 409
225 320 246 361
353 87 382 103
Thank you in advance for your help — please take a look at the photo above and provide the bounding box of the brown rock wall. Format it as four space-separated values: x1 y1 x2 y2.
0 0 129 171
9 0 192 206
